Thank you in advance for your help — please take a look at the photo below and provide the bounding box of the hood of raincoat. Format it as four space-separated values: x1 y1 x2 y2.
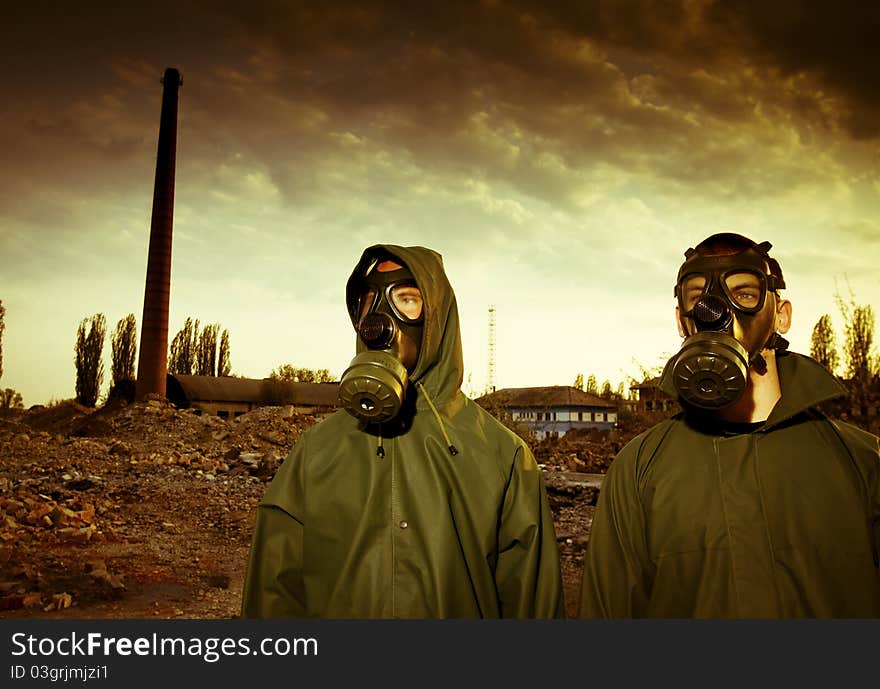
346 244 463 412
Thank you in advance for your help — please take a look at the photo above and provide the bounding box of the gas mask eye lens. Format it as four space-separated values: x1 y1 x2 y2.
389 283 423 321
681 275 706 312
723 271 764 312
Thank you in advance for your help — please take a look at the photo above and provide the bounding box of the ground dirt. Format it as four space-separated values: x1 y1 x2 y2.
0 399 626 619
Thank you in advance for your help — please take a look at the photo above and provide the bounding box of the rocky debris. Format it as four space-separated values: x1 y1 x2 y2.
533 427 620 474
1 399 603 619
86 559 125 591
47 592 74 611
0 400 317 618
544 471 604 495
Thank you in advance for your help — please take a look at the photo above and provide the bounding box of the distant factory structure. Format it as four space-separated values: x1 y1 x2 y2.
477 385 618 440
166 374 339 419
629 377 679 414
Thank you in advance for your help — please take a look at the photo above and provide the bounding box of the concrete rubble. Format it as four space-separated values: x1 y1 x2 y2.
1 398 607 618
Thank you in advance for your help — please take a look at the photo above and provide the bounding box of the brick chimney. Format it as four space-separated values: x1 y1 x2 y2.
135 68 182 400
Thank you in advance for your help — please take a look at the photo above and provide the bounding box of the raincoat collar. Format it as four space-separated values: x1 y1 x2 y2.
659 350 847 429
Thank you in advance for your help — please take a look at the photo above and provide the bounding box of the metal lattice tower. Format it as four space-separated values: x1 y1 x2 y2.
487 305 496 393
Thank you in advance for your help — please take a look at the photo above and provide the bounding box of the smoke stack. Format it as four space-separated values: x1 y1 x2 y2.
135 67 182 401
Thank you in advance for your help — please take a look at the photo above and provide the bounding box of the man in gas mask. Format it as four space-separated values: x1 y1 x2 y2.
580 232 880 618
242 244 563 618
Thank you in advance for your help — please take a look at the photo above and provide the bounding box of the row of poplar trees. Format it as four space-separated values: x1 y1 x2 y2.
73 314 231 407
167 318 231 378
572 373 627 401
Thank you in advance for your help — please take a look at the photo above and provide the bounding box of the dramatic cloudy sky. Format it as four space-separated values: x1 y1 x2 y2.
3 1 879 406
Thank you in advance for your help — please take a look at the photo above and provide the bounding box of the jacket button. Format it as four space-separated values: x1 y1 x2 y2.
399 520 408 529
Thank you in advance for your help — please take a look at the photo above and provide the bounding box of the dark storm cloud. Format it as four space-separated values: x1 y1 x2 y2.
2 0 876 223
517 0 880 137
172 0 873 211
710 2 880 139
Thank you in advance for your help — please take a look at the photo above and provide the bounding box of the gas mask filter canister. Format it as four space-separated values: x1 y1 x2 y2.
671 330 750 410
338 350 409 423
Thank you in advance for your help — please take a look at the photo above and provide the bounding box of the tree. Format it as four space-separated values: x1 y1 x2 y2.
0 299 5 381
218 329 231 376
306 368 334 383
260 364 336 406
573 373 584 391
600 379 613 400
74 313 106 407
616 381 626 400
169 319 232 378
111 314 137 387
196 323 220 376
835 289 879 422
810 314 839 375
586 374 598 395
269 364 336 383
169 317 199 375
0 388 23 415
836 293 876 382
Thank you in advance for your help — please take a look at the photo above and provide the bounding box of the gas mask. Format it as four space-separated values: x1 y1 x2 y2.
669 240 788 409
338 258 424 423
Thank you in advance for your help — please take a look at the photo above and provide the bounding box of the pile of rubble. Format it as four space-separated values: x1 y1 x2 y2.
0 398 609 618
0 472 107 612
0 400 320 617
534 428 620 474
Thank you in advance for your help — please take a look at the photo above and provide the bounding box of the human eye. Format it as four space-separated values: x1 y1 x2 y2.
681 276 706 310
725 272 762 308
734 289 760 306
390 285 423 319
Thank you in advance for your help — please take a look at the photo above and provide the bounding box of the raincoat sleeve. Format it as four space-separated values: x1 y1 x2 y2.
832 421 880 573
870 438 880 571
495 444 565 618
240 439 308 618
579 440 654 618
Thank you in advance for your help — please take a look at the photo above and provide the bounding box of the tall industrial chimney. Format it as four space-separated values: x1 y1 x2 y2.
135 67 182 401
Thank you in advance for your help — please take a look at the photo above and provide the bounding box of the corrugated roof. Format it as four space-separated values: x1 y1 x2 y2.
476 386 617 409
284 381 340 407
170 374 263 402
169 374 339 407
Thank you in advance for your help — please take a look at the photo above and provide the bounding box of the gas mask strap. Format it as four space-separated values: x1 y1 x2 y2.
764 332 789 353
748 332 790 375
751 353 768 375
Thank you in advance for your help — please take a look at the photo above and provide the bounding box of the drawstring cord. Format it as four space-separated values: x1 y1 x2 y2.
417 382 459 456
376 434 385 458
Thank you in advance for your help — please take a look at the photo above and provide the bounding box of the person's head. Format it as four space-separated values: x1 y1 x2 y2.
350 253 424 374
669 232 792 409
674 232 791 349
338 245 462 425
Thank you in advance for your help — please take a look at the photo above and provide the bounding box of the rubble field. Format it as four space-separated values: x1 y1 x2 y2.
0 400 607 619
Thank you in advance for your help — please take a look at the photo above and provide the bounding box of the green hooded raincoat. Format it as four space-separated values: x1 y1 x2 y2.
241 245 564 618
580 351 880 618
